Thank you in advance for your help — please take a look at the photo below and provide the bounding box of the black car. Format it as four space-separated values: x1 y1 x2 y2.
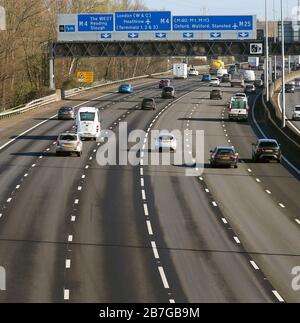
210 89 223 100
244 84 256 94
221 74 231 83
252 139 281 163
58 106 75 120
161 86 176 99
285 83 295 93
141 98 156 110
254 79 264 88
210 146 239 168
159 79 171 89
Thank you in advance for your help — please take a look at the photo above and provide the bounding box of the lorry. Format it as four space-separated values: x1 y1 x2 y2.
173 63 188 79
228 97 249 121
243 70 255 83
209 59 225 75
248 57 259 69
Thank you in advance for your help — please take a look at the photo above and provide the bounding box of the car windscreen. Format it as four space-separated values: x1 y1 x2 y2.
60 107 72 111
59 135 76 141
80 112 95 121
217 149 233 155
259 141 278 148
285 84 294 88
295 107 300 111
143 99 154 103
121 84 130 87
164 87 173 92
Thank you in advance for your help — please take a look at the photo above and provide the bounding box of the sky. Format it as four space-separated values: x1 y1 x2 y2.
143 0 300 20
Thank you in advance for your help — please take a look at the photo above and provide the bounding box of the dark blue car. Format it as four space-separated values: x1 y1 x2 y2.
118 84 133 93
201 74 212 82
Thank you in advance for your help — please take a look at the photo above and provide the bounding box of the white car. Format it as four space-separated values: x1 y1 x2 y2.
155 132 177 152
56 133 83 157
292 105 300 120
209 77 220 87
188 68 199 76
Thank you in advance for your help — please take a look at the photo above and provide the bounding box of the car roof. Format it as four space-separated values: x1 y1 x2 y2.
78 106 97 112
159 132 174 137
257 139 278 143
215 145 235 150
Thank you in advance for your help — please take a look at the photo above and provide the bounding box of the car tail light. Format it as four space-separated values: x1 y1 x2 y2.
231 155 237 159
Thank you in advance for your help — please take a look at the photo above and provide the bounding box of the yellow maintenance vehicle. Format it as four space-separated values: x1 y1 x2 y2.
209 59 225 75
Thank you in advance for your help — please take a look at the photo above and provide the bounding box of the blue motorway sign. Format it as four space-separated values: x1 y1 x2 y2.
173 15 254 31
78 14 114 32
115 11 171 31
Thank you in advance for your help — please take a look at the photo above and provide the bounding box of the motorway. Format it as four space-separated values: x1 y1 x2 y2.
283 87 300 132
0 73 300 302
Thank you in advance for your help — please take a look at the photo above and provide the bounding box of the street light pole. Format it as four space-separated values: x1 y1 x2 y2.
281 0 286 128
265 0 269 101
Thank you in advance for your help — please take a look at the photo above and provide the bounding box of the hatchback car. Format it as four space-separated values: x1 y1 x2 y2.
188 68 199 76
252 139 281 163
56 133 83 157
292 105 300 120
155 132 177 152
285 83 295 93
221 74 231 83
201 74 212 82
209 77 220 87
118 83 133 93
210 146 239 168
58 106 75 120
141 98 156 110
244 84 256 94
162 86 176 99
159 79 171 88
210 89 223 100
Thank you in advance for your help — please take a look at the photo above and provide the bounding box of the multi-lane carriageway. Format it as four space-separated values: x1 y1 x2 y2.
0 72 299 303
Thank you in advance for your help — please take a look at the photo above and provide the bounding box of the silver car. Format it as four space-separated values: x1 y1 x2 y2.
58 106 75 120
56 133 83 157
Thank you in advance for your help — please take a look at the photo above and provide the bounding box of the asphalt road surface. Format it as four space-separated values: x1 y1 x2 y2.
0 75 299 302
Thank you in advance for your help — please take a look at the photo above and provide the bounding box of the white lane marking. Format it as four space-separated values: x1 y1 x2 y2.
93 149 97 153
66 259 71 269
227 139 231 143
255 178 261 183
71 216 76 222
0 214 2 218
151 241 159 258
272 290 285 303
85 165 89 169
81 175 86 179
140 151 144 158
140 178 144 187
221 218 228 224
279 203 285 208
74 199 79 204
158 266 170 289
266 190 271 194
24 173 28 177
140 159 144 166
233 236 241 244
46 148 50 152
64 289 70 300
212 201 218 207
147 221 153 235
89 157 93 161
32 164 36 168
39 156 43 159
77 186 82 191
143 203 149 216
68 235 73 242
16 185 20 190
199 177 203 181
247 169 252 173
7 198 12 203
145 133 148 138
250 260 259 270
141 190 146 200
140 168 144 176
205 188 209 193
169 299 175 303
295 219 300 225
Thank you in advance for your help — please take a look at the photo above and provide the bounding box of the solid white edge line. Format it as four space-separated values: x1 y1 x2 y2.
65 259 71 269
147 221 153 235
279 203 285 208
250 260 259 270
252 94 300 176
272 290 285 303
158 266 170 289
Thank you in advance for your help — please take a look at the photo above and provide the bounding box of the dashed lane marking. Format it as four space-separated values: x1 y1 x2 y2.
158 266 170 289
146 221 153 235
250 260 259 270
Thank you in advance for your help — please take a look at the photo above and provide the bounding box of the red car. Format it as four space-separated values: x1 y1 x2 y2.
159 79 171 88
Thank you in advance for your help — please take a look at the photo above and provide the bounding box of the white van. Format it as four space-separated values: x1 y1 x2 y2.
76 107 101 140
217 68 228 78
243 70 255 83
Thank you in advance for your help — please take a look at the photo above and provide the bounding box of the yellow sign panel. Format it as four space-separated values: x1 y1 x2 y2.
76 71 94 83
